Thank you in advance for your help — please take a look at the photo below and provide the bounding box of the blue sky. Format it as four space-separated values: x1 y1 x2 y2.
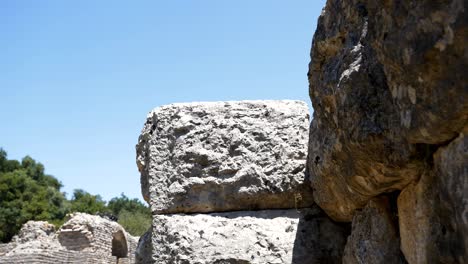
0 1 326 202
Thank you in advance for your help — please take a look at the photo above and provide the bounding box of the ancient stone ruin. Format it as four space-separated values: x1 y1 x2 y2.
135 100 349 263
1 0 465 263
136 0 466 263
306 0 466 263
0 213 138 263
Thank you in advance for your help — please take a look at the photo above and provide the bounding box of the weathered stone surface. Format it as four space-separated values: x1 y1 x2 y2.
11 221 55 244
398 129 467 264
369 1 467 144
2 221 61 258
307 0 467 221
398 171 437 264
343 196 405 264
0 213 139 264
434 128 468 263
150 208 349 264
58 212 124 252
137 100 313 214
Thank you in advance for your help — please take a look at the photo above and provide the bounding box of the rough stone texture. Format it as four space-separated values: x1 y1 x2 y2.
58 212 125 253
137 100 313 214
11 221 56 244
307 0 468 222
150 207 349 264
136 100 353 263
0 213 139 264
343 196 405 264
397 171 437 264
398 128 467 264
433 128 468 263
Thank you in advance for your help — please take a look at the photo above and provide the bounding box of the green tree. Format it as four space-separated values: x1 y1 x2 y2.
117 209 151 236
0 149 67 242
107 193 151 236
0 148 150 241
107 193 149 216
70 189 108 214
0 149 21 173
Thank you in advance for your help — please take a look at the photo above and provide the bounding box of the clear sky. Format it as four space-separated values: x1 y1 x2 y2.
0 1 326 202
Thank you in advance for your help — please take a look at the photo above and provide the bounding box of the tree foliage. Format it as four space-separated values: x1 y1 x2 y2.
0 150 67 242
0 148 150 242
117 209 151 236
107 193 150 216
108 193 151 236
70 189 108 215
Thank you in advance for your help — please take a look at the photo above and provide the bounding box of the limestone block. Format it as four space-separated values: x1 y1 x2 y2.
398 172 437 264
150 208 349 264
343 197 405 264
136 100 313 214
434 129 468 263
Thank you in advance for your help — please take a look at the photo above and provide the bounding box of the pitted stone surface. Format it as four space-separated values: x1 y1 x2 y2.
151 208 348 264
136 100 313 214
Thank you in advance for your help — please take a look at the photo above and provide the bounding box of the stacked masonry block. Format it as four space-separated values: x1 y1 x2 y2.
135 101 349 264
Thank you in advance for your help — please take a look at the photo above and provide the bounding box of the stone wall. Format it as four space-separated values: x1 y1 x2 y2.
136 100 350 263
0 213 139 264
307 0 467 263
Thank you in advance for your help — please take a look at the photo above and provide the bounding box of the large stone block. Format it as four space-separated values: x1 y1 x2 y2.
307 0 467 221
398 129 467 264
397 172 437 264
434 129 468 263
150 208 349 264
136 100 313 214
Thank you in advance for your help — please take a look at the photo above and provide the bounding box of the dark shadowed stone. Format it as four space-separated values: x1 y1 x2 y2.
307 0 467 221
343 196 406 264
398 128 467 264
112 229 128 258
135 228 152 264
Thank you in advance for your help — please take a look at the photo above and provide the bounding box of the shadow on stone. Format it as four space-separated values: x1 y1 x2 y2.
292 208 350 264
